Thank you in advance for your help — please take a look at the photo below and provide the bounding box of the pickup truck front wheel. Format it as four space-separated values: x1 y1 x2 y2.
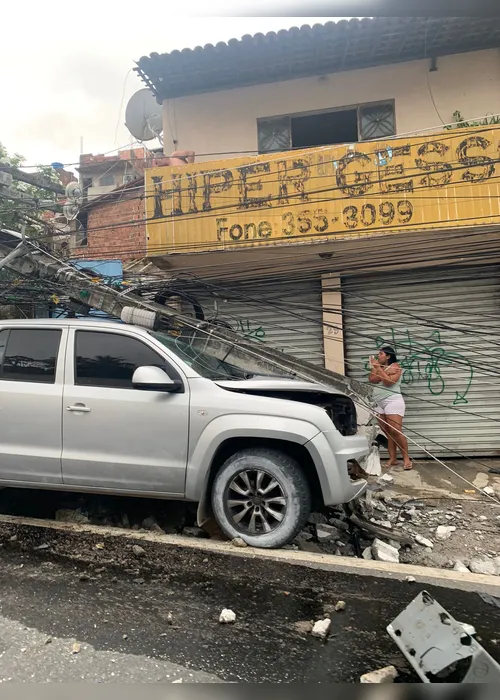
211 448 311 549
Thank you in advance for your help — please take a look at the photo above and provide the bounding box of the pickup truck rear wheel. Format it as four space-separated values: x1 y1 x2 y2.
211 448 311 549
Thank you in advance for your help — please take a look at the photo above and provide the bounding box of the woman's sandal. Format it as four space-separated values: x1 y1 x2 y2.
403 462 413 471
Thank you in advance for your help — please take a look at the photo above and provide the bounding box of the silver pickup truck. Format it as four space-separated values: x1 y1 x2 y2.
0 318 368 548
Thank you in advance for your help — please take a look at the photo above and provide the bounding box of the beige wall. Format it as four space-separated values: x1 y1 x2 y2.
162 49 500 159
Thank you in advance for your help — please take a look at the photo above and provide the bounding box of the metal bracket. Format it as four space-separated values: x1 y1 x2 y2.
387 591 500 683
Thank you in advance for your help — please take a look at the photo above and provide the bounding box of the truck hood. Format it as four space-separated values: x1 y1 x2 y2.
215 376 347 396
215 376 357 436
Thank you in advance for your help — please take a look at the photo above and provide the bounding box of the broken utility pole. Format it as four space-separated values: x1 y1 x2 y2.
0 231 371 401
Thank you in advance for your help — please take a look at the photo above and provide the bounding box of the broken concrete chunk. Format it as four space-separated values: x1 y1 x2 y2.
478 515 488 522
307 512 328 525
315 524 342 541
56 509 89 524
436 525 456 541
311 618 331 639
469 558 497 576
405 576 416 583
378 473 394 484
334 600 346 612
453 560 470 573
362 547 373 560
182 526 205 538
371 539 399 563
482 486 495 496
231 538 248 548
219 609 236 624
293 620 313 635
415 534 434 548
360 665 398 684
132 545 146 558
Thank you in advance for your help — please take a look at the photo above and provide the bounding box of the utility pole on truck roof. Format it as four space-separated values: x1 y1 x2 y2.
0 231 370 400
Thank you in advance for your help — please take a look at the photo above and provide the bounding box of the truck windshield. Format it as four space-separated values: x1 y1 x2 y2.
149 330 252 380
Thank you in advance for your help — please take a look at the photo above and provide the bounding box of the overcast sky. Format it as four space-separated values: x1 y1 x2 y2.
0 4 341 170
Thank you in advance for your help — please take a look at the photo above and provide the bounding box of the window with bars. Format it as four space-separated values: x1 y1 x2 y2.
257 102 395 153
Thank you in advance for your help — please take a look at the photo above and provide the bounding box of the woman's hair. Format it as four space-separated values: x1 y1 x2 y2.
380 346 398 365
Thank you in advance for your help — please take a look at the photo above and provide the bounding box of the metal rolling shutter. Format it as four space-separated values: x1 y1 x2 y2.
186 278 325 366
343 266 500 457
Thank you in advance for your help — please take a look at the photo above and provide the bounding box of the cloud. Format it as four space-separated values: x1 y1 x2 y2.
0 6 334 166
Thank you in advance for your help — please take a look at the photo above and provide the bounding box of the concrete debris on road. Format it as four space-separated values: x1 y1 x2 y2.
378 474 394 484
360 665 398 684
132 545 146 558
435 525 456 541
415 534 434 549
334 601 346 612
231 538 248 548
405 576 416 583
293 620 313 635
482 487 495 496
182 526 206 538
372 539 400 563
219 609 236 624
311 618 331 639
469 559 498 576
453 560 470 573
56 509 89 524
72 643 81 654
315 524 342 541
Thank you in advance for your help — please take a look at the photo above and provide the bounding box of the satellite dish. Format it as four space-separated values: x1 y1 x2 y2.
65 181 83 205
63 203 79 221
125 89 163 142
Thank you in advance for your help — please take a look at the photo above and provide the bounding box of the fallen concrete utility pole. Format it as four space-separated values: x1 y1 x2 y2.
0 232 371 400
0 163 65 195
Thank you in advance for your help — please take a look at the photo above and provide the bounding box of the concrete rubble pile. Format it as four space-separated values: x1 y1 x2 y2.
51 476 500 575
285 481 500 576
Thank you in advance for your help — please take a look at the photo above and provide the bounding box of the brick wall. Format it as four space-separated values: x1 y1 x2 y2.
72 188 146 262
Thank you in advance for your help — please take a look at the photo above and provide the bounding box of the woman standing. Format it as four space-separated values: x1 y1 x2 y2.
369 346 412 470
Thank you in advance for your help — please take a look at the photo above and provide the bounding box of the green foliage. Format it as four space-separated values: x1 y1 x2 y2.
0 142 60 235
444 110 500 130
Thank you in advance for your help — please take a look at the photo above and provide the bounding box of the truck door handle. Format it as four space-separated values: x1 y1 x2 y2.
66 404 91 413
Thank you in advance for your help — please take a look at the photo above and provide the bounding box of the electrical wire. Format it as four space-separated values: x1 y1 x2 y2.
14 115 500 170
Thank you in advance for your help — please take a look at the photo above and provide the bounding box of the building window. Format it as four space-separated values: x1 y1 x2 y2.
257 102 395 153
99 174 115 187
359 103 395 140
0 329 61 384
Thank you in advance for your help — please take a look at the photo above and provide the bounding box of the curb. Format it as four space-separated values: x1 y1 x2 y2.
0 513 499 595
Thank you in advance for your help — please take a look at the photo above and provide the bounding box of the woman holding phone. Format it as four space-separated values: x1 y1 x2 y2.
368 346 412 470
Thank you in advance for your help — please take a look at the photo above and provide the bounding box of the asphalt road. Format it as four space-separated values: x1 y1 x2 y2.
0 533 498 683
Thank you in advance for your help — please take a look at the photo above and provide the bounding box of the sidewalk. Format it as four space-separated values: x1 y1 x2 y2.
386 457 500 502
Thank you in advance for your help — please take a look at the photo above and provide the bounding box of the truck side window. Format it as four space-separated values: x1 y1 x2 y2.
0 329 62 384
75 331 176 389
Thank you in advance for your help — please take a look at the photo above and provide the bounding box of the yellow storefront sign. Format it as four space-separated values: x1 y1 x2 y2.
145 126 500 256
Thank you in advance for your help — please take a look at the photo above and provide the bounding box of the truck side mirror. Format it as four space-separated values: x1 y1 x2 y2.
132 366 183 393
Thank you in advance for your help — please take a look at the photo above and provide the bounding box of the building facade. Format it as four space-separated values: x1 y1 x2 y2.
132 18 500 456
